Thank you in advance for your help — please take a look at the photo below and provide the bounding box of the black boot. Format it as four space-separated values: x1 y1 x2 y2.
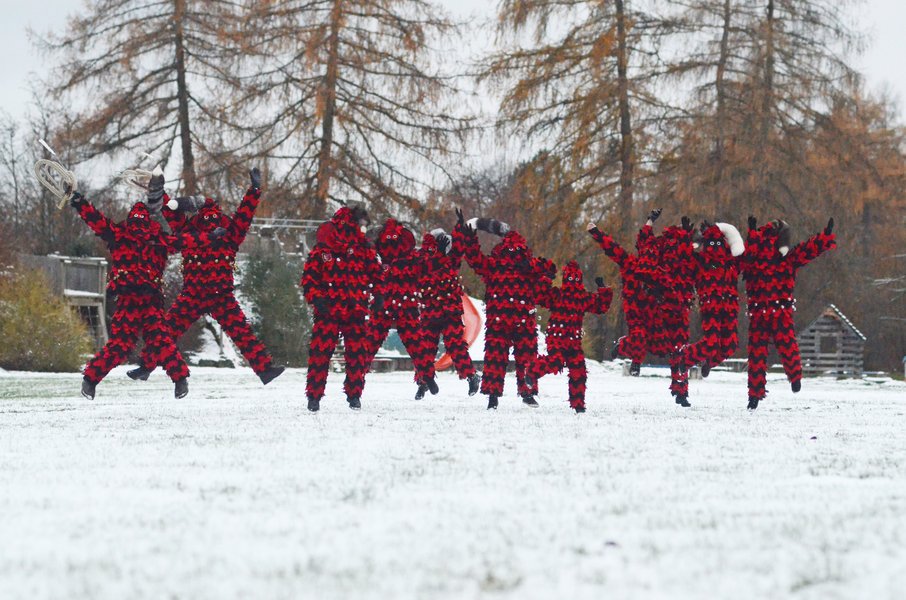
258 365 286 385
467 374 481 396
611 336 625 360
629 362 641 377
522 394 539 408
426 377 439 395
791 380 801 393
80 377 96 400
487 395 498 410
674 393 691 408
174 378 189 399
573 405 586 414
701 363 711 378
747 398 760 410
127 366 152 381
347 396 361 410
307 396 320 412
414 383 428 400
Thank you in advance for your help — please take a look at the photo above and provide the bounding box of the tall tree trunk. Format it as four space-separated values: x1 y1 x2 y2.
615 0 634 237
614 0 634 339
314 0 343 217
714 0 732 215
756 0 775 206
173 0 197 195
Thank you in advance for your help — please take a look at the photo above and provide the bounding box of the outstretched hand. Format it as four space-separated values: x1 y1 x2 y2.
681 216 693 232
824 218 834 235
748 215 757 231
586 222 598 232
249 167 261 191
455 207 465 227
648 208 662 223
594 276 605 288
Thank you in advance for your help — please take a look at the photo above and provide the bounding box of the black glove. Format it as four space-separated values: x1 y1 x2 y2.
824 218 834 235
372 294 385 312
748 215 757 231
437 234 451 255
594 276 605 288
68 189 85 208
681 216 693 232
700 220 711 232
147 172 165 210
249 167 261 191
455 207 465 228
648 208 662 223
211 227 228 240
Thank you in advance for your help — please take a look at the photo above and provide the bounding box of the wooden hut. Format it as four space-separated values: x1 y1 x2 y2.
18 254 109 350
798 304 866 378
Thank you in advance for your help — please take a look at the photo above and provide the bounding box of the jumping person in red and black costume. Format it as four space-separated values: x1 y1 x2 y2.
649 217 697 407
301 206 383 412
69 180 222 400
416 228 481 397
586 210 664 377
526 261 613 413
365 218 438 400
678 222 744 378
740 217 836 410
455 209 555 410
128 168 284 385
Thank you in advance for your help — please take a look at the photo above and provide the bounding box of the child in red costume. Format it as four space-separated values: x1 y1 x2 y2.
69 186 221 400
301 206 383 412
741 217 836 409
129 168 284 385
455 210 555 410
679 222 744 377
364 219 438 399
527 261 613 412
416 229 481 396
586 210 664 376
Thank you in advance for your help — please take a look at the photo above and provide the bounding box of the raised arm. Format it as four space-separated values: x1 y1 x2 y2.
161 193 190 232
787 219 837 270
454 212 491 279
588 278 614 314
587 224 629 269
535 277 558 310
229 168 263 245
69 192 116 243
167 226 226 253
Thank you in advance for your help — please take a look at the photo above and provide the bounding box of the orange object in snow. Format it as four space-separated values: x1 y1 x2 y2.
434 295 482 371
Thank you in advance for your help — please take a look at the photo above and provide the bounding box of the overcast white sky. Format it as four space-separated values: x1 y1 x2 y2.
3 0 904 123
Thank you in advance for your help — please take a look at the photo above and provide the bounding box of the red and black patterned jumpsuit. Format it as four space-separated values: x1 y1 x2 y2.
680 223 743 375
740 220 836 409
416 230 479 390
458 225 554 406
72 196 206 392
301 207 383 408
529 261 613 412
588 224 662 370
364 219 436 390
136 188 281 383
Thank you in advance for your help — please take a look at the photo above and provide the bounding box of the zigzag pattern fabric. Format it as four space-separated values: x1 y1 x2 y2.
741 222 836 403
682 224 741 370
72 196 202 384
138 189 274 374
417 232 475 379
588 225 662 364
648 226 697 399
530 262 613 410
365 219 436 384
457 224 553 398
301 207 383 401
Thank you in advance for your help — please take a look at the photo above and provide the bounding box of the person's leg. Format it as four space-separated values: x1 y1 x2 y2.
306 317 339 400
210 294 273 374
83 299 141 384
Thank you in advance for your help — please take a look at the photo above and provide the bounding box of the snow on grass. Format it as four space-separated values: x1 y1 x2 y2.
1 364 905 599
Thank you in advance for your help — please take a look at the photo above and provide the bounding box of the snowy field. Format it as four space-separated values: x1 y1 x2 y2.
1 363 905 600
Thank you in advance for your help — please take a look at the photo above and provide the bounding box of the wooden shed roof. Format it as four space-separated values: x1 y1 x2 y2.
801 304 867 342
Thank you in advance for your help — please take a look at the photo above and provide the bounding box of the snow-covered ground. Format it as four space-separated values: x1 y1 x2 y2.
1 364 905 599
